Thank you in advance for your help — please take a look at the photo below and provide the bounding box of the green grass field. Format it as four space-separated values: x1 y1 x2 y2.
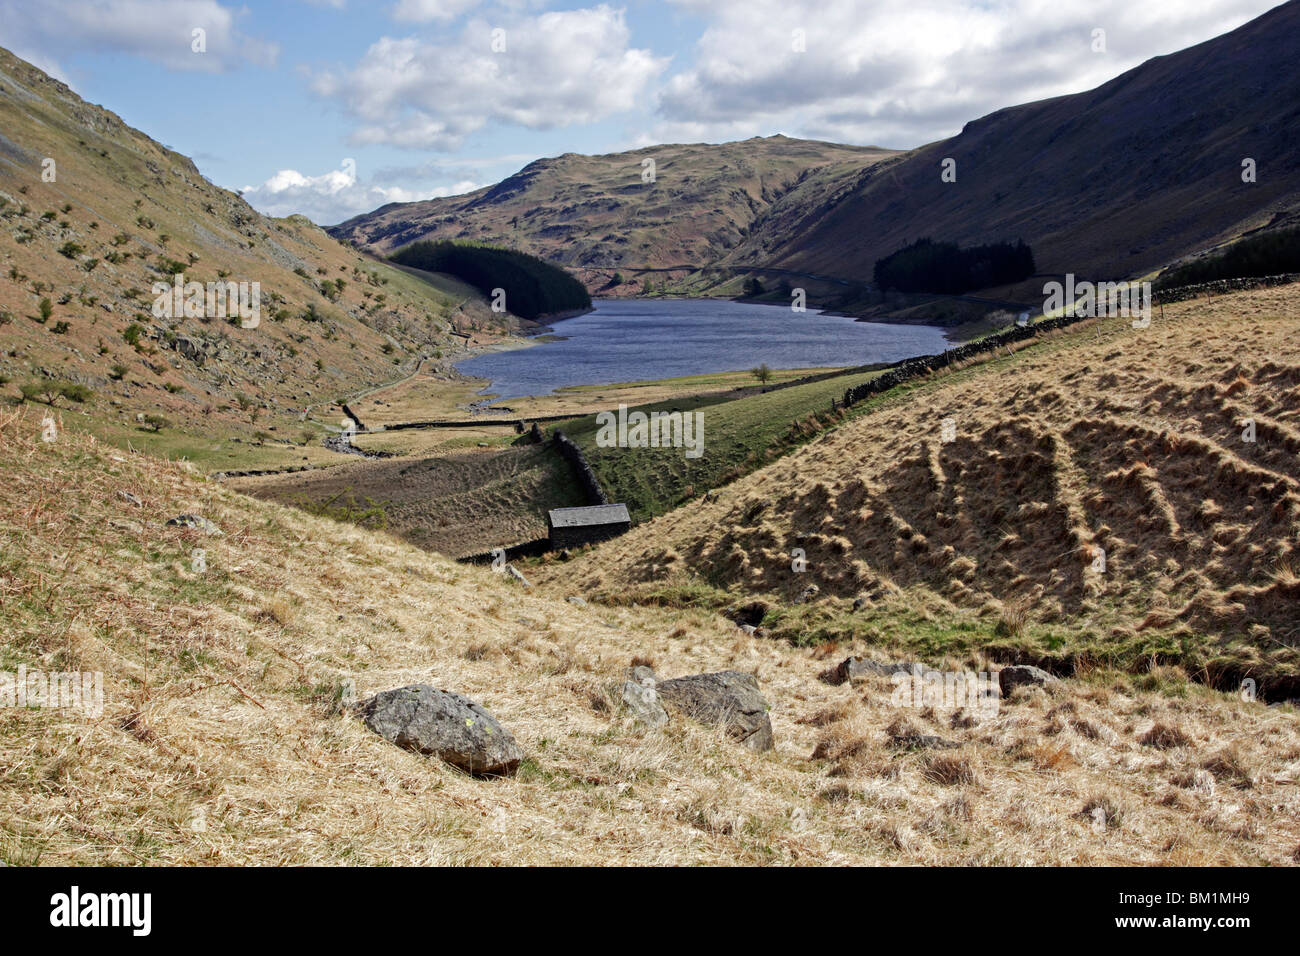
556 366 888 521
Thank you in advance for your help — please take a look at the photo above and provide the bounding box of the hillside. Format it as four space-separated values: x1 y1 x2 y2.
728 0 1300 287
3 406 1298 865
540 284 1300 699
329 137 894 292
0 46 509 467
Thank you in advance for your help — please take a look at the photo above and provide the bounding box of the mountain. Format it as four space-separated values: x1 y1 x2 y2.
723 1 1300 285
335 2 1300 297
329 137 894 290
0 47 502 466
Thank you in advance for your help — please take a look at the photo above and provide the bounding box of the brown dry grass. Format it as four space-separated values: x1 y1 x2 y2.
545 285 1300 686
1 406 1298 865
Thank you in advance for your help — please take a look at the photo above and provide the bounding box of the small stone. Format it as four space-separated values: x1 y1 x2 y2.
165 514 221 535
504 563 529 587
117 490 142 507
998 664 1059 697
821 657 911 686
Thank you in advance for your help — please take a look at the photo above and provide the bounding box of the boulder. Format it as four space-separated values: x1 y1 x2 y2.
795 584 820 604
611 680 668 727
629 665 658 687
656 670 774 752
998 664 1059 696
360 685 523 777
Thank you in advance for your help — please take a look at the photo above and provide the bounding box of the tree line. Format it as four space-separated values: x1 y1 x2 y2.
391 240 591 320
1156 227 1300 289
873 238 1036 294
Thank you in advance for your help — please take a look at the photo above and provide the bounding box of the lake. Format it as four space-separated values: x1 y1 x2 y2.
454 298 952 401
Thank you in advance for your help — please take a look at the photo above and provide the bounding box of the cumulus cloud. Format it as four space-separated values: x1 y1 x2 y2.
390 0 482 22
652 0 1279 147
239 160 479 225
0 0 278 75
311 4 668 150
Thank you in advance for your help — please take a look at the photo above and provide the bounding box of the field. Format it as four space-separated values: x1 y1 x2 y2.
560 365 889 521
3 408 1298 866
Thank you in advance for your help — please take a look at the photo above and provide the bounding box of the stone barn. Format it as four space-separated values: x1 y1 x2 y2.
547 504 631 549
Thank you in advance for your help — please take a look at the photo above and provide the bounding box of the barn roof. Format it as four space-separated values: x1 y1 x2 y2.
548 504 631 528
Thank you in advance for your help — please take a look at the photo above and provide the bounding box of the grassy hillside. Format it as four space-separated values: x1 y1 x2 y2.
542 284 1300 697
558 366 889 521
231 442 585 558
4 405 1298 865
330 136 895 292
0 46 509 468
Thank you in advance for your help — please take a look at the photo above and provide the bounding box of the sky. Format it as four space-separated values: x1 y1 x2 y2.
0 0 1283 226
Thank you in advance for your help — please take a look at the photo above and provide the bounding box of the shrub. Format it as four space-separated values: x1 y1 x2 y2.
38 298 53 323
58 241 84 259
19 379 92 406
109 363 129 380
141 414 169 432
51 321 71 334
122 323 145 347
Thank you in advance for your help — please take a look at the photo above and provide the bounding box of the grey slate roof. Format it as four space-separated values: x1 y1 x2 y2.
548 504 631 528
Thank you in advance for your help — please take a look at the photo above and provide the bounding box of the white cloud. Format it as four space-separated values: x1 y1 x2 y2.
311 4 668 150
390 0 481 22
0 0 278 74
652 0 1280 148
239 160 479 225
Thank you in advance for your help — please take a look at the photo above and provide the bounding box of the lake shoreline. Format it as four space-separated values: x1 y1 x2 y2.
454 297 952 404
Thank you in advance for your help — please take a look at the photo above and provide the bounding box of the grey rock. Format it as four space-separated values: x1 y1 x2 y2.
656 670 774 752
117 490 142 507
795 583 820 604
504 563 529 587
361 684 523 777
852 595 869 611
612 681 668 727
738 623 757 636
822 657 911 686
629 665 658 687
998 665 1059 696
891 731 961 750
566 595 587 606
165 514 221 535
170 335 208 368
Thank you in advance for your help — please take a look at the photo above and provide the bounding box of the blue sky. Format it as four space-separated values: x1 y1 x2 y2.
0 0 1282 225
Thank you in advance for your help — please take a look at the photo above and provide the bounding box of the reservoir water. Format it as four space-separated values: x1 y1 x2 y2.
453 298 952 401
